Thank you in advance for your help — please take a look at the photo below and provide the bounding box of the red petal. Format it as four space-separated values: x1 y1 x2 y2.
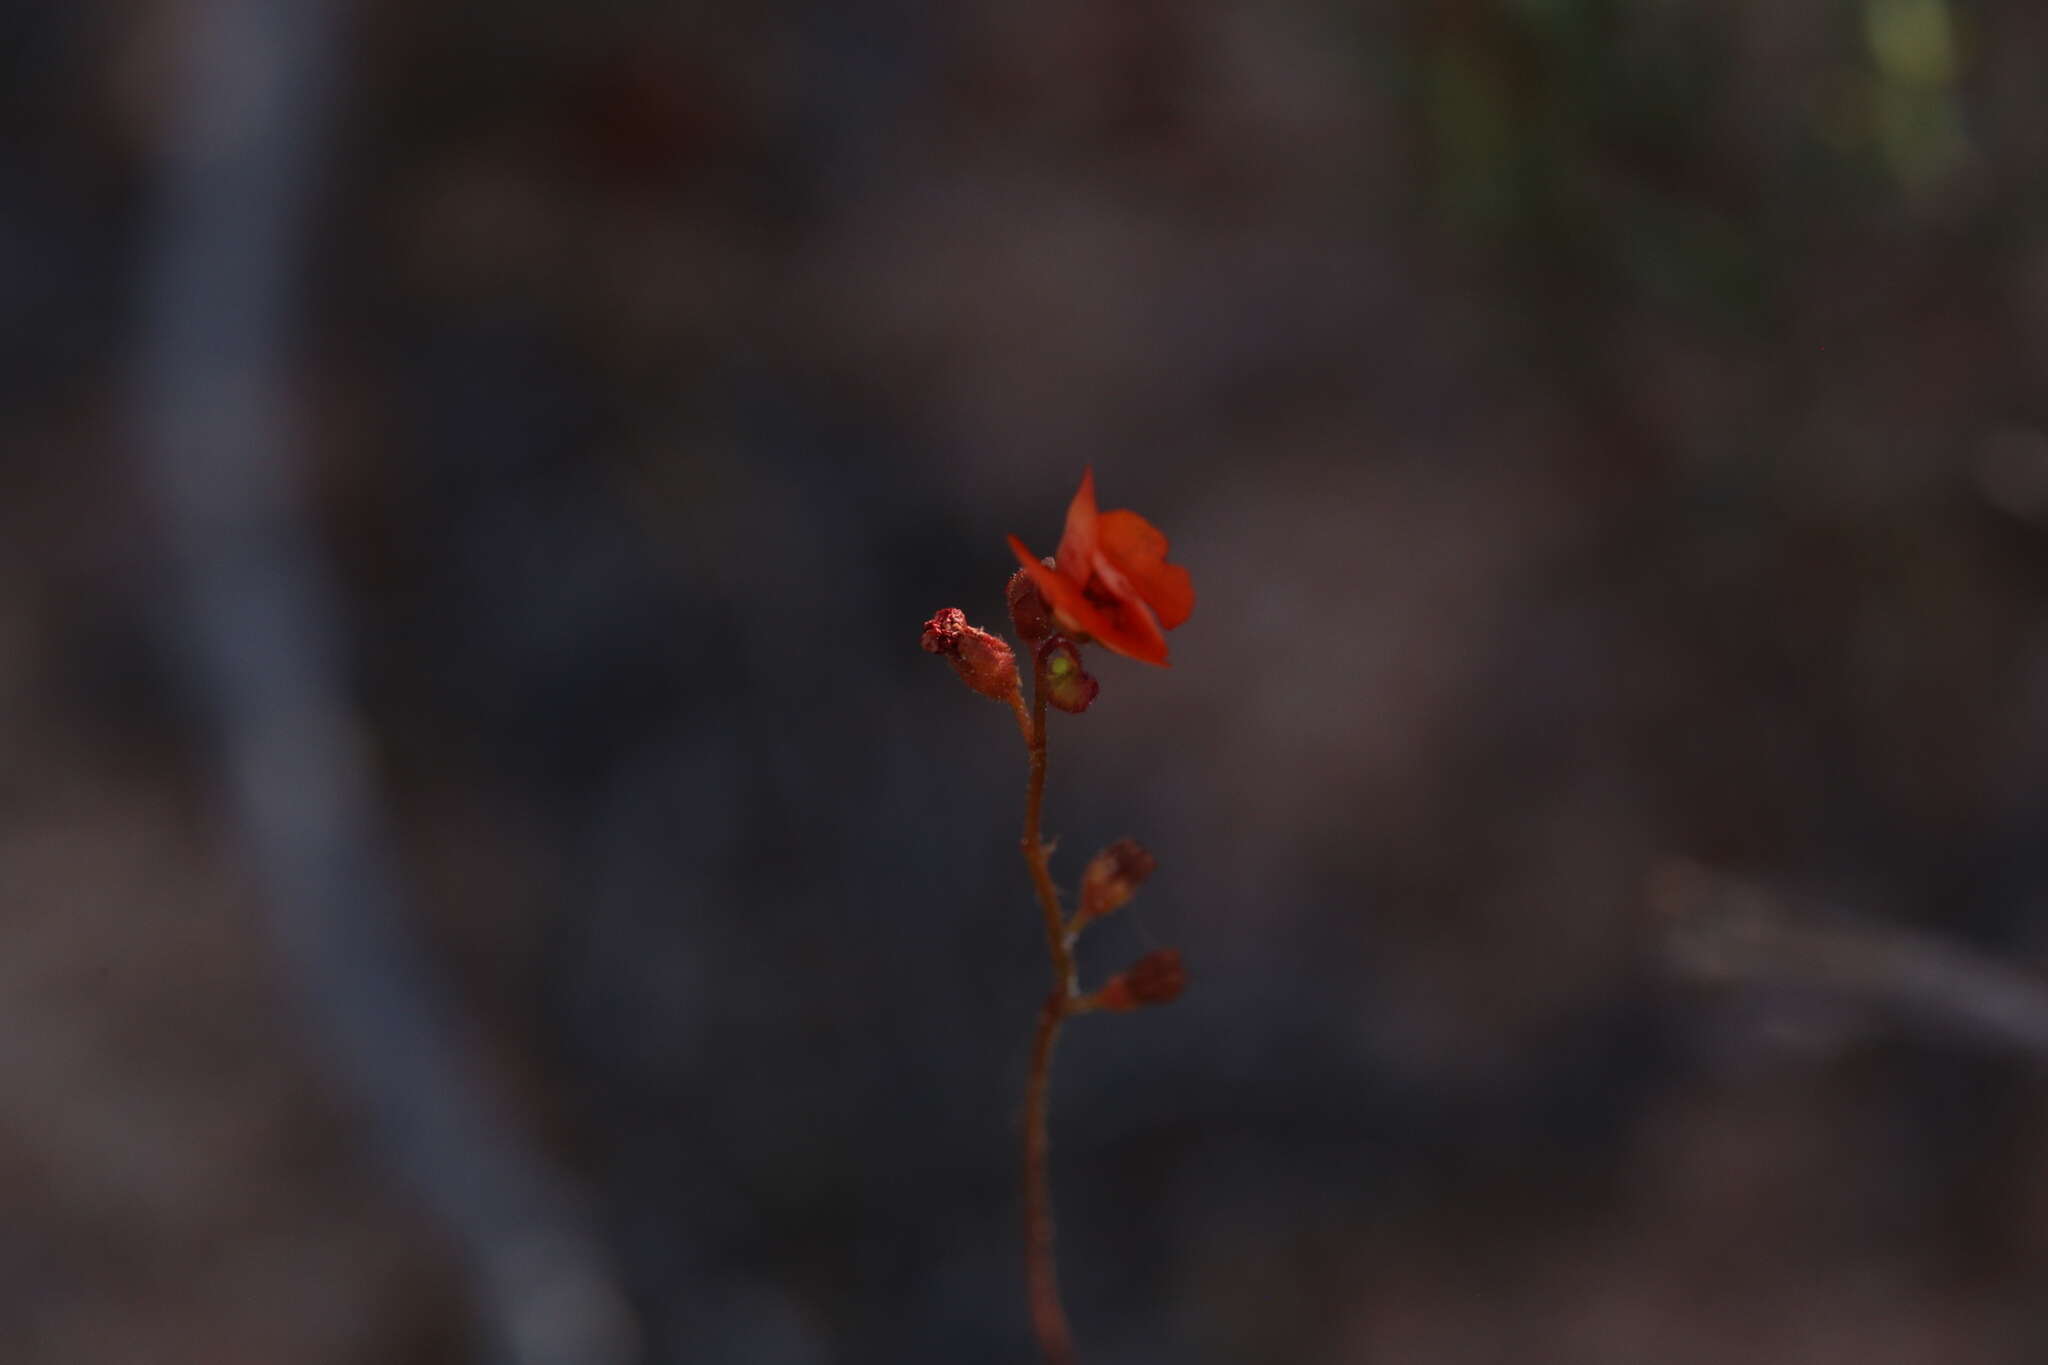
1086 597 1170 664
1054 467 1099 575
1007 534 1169 666
1096 509 1194 629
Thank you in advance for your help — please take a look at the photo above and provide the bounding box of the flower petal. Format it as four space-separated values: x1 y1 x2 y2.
1084 595 1170 664
1054 466 1100 574
1007 535 1170 665
1096 509 1195 629
1069 561 1171 665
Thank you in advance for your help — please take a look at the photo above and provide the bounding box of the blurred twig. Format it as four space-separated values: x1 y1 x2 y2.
1654 860 2048 1056
130 3 637 1362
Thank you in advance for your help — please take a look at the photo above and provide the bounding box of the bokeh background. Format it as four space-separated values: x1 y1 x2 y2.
11 0 2048 1360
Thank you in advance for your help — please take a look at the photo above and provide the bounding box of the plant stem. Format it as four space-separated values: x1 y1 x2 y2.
1023 992 1073 1365
1019 641 1077 1365
1021 648 1076 994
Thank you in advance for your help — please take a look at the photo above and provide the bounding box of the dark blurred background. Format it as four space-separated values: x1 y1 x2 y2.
10 0 2048 1360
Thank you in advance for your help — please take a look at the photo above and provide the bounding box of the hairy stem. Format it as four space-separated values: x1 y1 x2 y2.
1023 992 1073 1365
1022 654 1075 994
1020 641 1077 1364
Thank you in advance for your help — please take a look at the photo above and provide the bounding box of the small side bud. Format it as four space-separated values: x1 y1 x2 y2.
1007 567 1056 646
921 608 1020 703
1040 639 1099 714
1088 949 1186 1012
1072 837 1155 932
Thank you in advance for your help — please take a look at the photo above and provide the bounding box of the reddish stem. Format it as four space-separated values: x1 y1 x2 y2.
1023 992 1074 1365
1018 641 1078 1365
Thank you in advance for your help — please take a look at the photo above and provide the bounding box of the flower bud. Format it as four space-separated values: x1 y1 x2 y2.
1007 566 1057 646
1040 639 1099 715
921 608 1020 703
1073 837 1154 931
1089 949 1185 1012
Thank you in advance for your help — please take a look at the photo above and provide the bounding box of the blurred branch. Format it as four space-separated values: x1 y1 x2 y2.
130 3 637 1362
1654 860 2048 1056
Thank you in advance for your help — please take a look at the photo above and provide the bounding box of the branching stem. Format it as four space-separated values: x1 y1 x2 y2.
1018 641 1077 1365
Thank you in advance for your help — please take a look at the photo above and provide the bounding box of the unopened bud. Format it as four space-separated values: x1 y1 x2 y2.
1073 837 1154 931
1089 949 1185 1012
1040 639 1099 714
921 608 1020 703
1007 567 1057 646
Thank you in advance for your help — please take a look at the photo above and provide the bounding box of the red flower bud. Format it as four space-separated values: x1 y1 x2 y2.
1072 837 1154 932
1007 567 1057 647
1089 949 1185 1012
921 608 1020 703
1040 639 1100 715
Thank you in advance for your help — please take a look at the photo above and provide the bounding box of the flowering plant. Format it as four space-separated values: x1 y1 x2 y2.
922 469 1193 1364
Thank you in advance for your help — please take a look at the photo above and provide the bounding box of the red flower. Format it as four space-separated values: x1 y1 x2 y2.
1006 469 1194 666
